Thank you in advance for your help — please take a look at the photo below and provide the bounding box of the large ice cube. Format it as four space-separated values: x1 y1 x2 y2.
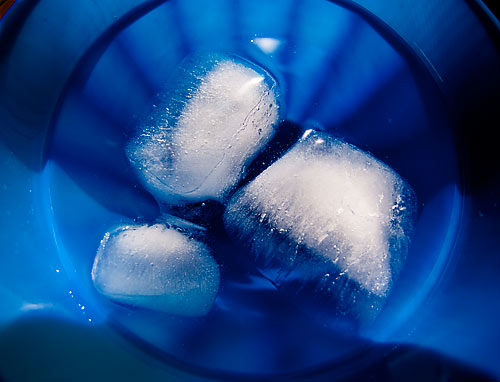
127 53 282 205
92 223 220 316
224 130 416 316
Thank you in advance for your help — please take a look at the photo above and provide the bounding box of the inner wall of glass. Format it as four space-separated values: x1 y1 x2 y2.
44 0 460 376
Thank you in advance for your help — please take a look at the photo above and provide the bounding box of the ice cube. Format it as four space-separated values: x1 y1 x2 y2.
224 130 416 315
127 53 282 205
92 223 220 316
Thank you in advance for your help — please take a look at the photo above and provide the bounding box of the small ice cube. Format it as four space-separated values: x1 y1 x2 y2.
127 53 282 205
224 130 416 314
92 223 220 316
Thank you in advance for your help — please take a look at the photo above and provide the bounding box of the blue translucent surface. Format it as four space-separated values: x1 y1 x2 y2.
40 0 462 376
7 0 500 379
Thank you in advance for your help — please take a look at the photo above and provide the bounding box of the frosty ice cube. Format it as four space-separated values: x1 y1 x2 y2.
92 223 220 316
127 53 282 205
224 130 416 316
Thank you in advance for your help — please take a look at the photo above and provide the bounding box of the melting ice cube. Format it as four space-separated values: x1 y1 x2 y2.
224 130 416 315
92 223 220 316
127 53 282 205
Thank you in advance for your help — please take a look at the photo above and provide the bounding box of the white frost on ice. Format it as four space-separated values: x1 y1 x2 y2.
92 224 220 316
224 130 415 297
128 54 282 205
